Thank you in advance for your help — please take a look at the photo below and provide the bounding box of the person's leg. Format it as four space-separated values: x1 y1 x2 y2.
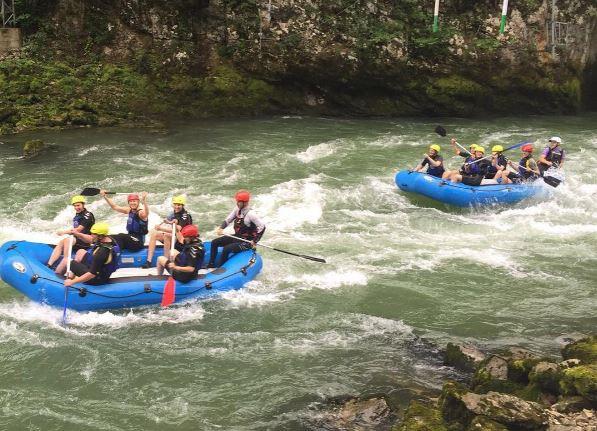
452 173 463 183
54 241 82 275
162 232 173 259
144 231 165 267
217 241 251 267
47 238 66 267
207 236 235 268
156 256 167 275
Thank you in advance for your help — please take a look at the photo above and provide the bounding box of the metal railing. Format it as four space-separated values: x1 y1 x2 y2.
1 0 16 27
547 20 570 47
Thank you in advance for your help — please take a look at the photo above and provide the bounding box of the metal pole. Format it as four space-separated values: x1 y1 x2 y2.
499 0 508 34
551 0 556 57
433 0 440 32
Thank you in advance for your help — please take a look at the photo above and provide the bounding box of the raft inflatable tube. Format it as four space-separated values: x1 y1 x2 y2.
0 240 262 311
395 170 551 208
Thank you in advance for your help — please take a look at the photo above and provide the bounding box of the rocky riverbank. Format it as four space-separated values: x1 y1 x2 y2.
1 0 596 135
312 335 596 430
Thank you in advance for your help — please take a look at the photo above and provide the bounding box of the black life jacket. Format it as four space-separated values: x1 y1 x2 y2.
126 209 148 240
169 209 193 227
85 238 121 280
487 154 507 177
234 210 260 241
518 156 538 180
73 210 95 234
541 146 565 167
425 154 445 178
175 239 205 272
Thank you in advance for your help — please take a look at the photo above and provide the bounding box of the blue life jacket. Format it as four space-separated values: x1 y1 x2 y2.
73 210 95 234
85 238 121 281
126 210 148 241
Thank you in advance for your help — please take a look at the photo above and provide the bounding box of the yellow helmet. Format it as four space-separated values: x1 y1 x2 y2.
71 195 86 205
429 144 441 152
492 145 504 152
90 222 109 236
172 195 186 205
469 144 478 152
476 146 486 154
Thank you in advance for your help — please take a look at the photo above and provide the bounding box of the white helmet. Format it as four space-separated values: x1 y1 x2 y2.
549 136 562 143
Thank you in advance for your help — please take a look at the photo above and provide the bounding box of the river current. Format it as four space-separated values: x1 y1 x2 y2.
0 114 595 430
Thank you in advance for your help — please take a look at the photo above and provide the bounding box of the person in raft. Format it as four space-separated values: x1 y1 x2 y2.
207 189 265 268
100 190 149 252
412 144 445 178
444 146 490 186
47 195 95 275
441 139 477 180
142 195 192 268
499 144 540 184
156 224 205 282
537 136 565 176
63 222 120 287
486 145 508 179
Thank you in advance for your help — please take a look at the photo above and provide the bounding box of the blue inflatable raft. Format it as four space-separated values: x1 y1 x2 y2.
395 170 551 207
0 240 262 311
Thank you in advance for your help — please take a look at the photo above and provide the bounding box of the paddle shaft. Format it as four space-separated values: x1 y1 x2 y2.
222 234 326 263
465 141 529 166
61 235 74 325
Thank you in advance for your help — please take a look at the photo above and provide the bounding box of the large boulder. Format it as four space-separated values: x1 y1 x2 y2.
444 343 486 372
313 396 396 430
561 336 597 365
395 400 448 431
559 364 597 402
472 356 525 395
529 362 563 394
460 391 548 429
438 380 472 425
466 415 508 430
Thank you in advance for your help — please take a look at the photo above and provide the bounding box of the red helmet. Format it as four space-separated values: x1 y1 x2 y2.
181 224 199 238
521 144 534 153
235 189 250 202
128 193 140 202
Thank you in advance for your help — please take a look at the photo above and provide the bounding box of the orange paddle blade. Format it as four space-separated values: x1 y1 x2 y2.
161 277 176 307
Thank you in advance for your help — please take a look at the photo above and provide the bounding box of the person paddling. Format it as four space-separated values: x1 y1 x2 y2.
445 145 489 186
207 190 265 268
142 195 192 268
100 190 149 252
63 222 120 286
47 195 95 275
487 145 508 179
413 144 445 178
441 139 477 180
500 144 540 184
537 136 565 175
156 224 205 282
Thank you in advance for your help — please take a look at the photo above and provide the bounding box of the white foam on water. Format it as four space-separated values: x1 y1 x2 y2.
295 141 337 163
0 320 57 347
283 270 368 290
220 282 290 309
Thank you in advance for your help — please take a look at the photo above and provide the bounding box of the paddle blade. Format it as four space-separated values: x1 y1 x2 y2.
302 255 327 263
434 125 447 137
543 176 561 187
161 277 176 307
80 187 101 196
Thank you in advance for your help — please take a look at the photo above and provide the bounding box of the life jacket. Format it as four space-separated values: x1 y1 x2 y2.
425 154 445 178
168 209 193 227
543 145 565 167
487 154 507 177
462 156 481 175
85 238 121 280
518 156 537 180
73 210 95 234
233 209 261 241
175 239 205 272
126 209 148 240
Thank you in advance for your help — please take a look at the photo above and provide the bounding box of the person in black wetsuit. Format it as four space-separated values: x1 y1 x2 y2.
207 190 265 268
413 144 445 178
64 222 120 286
156 224 205 282
100 190 149 252
47 195 95 276
487 145 508 180
143 195 192 268
442 139 477 180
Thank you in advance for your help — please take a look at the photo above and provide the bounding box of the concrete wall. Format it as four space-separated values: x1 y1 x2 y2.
0 28 21 54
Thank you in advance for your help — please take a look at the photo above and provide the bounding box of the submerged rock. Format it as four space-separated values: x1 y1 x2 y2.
22 139 46 159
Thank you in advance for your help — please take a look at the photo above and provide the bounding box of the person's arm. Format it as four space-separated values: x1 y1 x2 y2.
217 209 238 234
100 190 129 214
247 211 266 243
72 230 94 244
413 163 424 172
425 154 442 167
64 271 96 286
537 148 551 166
138 192 149 220
450 138 459 155
558 150 565 168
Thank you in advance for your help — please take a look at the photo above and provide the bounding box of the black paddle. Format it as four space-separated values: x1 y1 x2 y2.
80 187 128 196
223 234 326 263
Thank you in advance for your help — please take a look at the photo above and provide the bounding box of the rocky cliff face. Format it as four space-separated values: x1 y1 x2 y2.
1 0 596 133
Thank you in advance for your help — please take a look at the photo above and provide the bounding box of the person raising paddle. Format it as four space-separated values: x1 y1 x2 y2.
207 190 265 268
100 190 149 252
47 195 95 275
142 195 192 268
156 224 205 282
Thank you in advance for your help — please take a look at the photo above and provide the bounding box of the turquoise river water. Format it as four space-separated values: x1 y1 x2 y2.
0 114 596 430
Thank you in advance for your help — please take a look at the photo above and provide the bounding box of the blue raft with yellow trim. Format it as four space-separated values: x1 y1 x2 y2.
0 240 262 311
395 170 552 207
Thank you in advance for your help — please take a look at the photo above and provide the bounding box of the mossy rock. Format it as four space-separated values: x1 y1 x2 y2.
559 364 597 402
68 110 98 126
561 335 597 365
528 362 563 394
444 343 485 372
394 400 449 431
508 358 542 384
466 416 508 431
438 381 471 425
22 139 45 159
